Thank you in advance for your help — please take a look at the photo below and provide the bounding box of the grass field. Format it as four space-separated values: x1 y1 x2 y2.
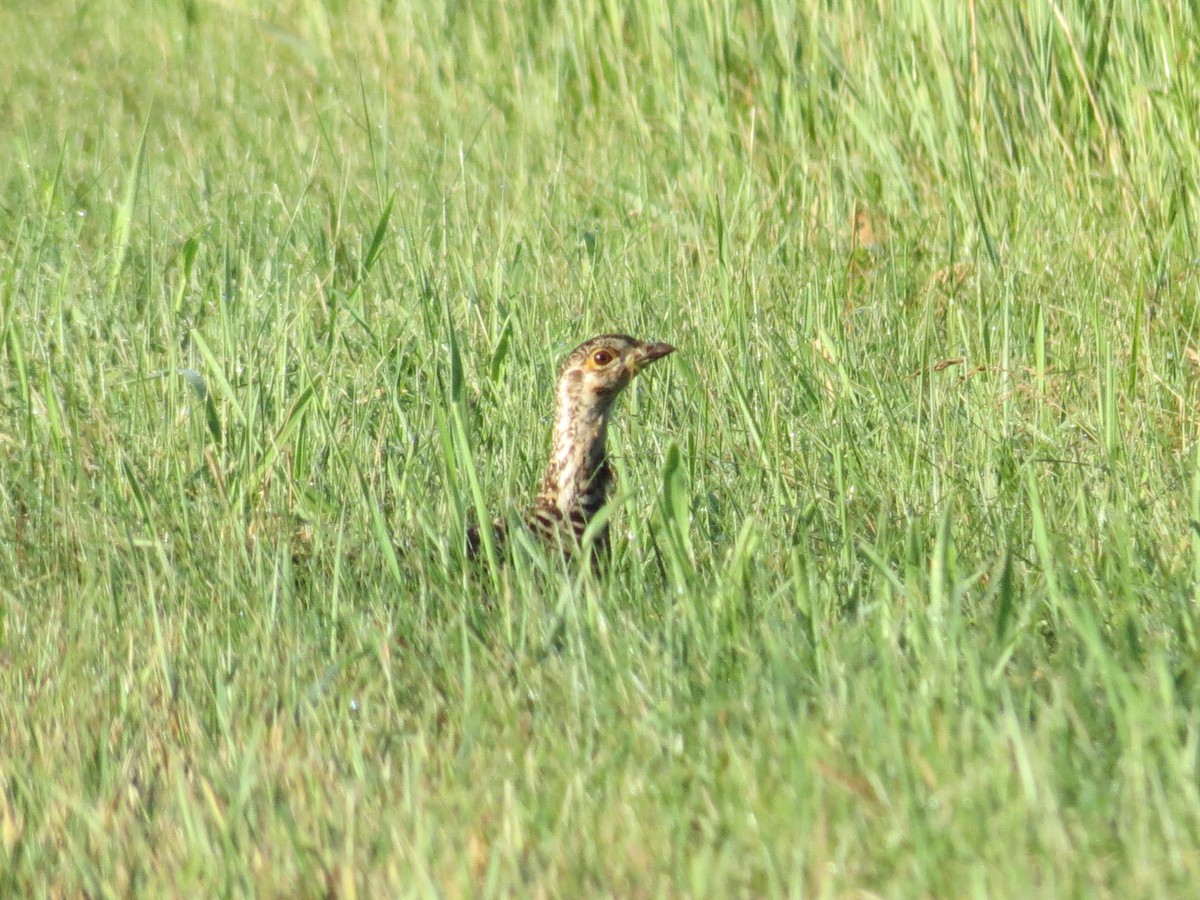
3 0 1200 895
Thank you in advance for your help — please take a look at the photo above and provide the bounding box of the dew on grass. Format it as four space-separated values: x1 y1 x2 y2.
179 368 207 400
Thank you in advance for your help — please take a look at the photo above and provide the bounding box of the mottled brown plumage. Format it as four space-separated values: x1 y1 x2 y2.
468 334 675 560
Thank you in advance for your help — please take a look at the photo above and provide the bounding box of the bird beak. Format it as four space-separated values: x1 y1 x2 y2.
631 342 676 373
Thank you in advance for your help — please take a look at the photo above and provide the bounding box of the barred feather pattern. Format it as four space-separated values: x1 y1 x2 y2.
467 334 674 561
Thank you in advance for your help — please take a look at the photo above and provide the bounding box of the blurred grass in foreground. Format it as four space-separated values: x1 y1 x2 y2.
2 0 1200 894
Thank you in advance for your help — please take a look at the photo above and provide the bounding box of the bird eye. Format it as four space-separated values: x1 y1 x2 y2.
591 349 615 366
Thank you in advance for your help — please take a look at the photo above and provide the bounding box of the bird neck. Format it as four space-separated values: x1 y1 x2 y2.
538 378 614 517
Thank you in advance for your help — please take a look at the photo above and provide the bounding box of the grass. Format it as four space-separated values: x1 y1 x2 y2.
2 0 1200 894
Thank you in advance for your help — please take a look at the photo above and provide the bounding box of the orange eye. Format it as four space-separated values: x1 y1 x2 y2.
591 349 615 366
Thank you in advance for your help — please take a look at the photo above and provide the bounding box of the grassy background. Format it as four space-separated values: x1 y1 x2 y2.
3 0 1200 894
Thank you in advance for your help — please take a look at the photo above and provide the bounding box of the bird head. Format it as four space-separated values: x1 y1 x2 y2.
559 334 676 406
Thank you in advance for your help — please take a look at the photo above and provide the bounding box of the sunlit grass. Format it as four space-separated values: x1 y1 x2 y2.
2 0 1200 894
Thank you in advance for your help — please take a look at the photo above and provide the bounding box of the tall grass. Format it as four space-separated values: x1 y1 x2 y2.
2 0 1199 894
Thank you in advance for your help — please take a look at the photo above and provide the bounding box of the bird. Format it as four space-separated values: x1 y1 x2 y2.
467 334 676 561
